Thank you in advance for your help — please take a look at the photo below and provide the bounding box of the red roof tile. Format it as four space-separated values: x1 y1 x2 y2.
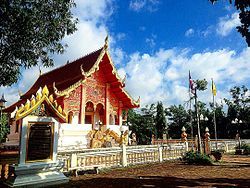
4 48 103 112
22 47 103 99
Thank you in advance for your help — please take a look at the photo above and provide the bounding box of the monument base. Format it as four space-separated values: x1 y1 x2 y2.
4 161 68 187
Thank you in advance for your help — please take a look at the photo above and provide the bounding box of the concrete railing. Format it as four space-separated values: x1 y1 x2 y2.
57 144 186 174
152 139 250 153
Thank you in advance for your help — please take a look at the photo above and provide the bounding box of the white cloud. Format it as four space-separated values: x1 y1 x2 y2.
74 0 114 22
145 34 157 48
110 47 126 65
129 0 146 12
129 0 160 12
185 28 194 37
1 0 114 106
146 38 155 48
116 33 126 41
55 21 107 63
121 47 250 107
121 49 174 105
216 12 240 36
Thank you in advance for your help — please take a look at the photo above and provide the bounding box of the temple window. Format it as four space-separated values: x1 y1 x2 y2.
86 101 94 112
96 103 104 124
85 114 92 124
109 114 113 125
85 102 94 125
114 115 118 125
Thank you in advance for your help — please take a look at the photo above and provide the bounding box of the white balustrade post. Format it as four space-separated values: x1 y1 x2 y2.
158 145 163 162
71 153 77 169
185 141 189 152
225 142 229 153
121 143 127 167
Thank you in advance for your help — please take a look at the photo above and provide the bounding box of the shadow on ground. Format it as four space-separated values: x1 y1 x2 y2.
58 176 250 188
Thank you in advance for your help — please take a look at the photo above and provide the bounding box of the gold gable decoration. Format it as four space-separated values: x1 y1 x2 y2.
53 81 83 98
15 85 67 121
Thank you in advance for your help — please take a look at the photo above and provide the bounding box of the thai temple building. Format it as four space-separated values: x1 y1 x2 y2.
3 37 140 150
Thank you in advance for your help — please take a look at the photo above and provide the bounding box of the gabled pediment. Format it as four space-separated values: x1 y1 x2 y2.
15 86 67 122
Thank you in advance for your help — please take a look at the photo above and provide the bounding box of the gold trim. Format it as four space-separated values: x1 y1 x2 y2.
15 85 67 122
43 38 139 108
105 50 124 86
85 100 105 111
122 88 140 107
104 35 109 49
53 80 83 98
25 121 54 163
80 64 86 77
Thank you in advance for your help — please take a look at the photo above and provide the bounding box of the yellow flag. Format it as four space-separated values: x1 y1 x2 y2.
212 79 216 96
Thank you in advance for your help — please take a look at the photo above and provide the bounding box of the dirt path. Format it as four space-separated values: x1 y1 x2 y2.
59 155 250 188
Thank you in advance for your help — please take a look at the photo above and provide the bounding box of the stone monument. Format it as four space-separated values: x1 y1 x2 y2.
5 116 68 187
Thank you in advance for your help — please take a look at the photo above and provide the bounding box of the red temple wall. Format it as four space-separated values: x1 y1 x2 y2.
59 69 121 123
84 70 106 107
63 85 82 116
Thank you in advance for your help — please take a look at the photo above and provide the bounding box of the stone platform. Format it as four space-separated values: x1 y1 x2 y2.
4 161 68 187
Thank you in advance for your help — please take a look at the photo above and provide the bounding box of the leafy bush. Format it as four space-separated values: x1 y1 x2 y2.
211 150 223 161
182 151 212 165
241 143 250 155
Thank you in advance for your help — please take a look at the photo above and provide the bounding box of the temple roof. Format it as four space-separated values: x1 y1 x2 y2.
22 47 103 99
4 41 140 114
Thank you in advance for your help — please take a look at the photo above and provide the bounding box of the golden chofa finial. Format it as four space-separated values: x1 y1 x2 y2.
49 94 54 103
42 85 49 96
25 99 31 111
31 95 36 107
104 34 109 49
36 87 42 100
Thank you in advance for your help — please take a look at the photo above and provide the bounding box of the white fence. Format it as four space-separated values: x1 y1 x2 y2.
210 139 250 152
57 144 186 173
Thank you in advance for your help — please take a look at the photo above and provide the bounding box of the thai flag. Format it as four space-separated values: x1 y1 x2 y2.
189 71 195 95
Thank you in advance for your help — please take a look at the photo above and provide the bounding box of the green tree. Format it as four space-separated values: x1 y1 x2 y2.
0 0 78 86
155 102 166 139
224 85 250 138
195 79 208 91
209 102 227 138
166 104 189 139
0 113 9 143
128 104 156 145
210 0 250 46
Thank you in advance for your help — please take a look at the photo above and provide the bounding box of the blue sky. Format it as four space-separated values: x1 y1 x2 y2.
1 0 250 108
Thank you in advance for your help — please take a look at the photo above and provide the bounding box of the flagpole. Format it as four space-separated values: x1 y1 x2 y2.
212 78 218 149
188 71 194 146
194 88 202 153
189 93 194 145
